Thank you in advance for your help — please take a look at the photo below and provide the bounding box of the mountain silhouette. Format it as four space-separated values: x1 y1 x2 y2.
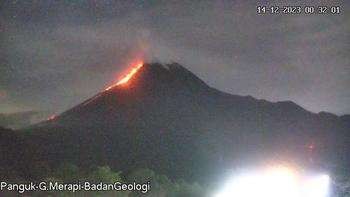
4 62 350 183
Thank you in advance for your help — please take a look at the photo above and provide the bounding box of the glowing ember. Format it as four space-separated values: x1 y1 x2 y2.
308 144 314 150
105 62 143 91
47 115 56 121
307 141 315 151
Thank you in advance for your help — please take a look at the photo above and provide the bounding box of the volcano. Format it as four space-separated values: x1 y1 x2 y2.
5 62 350 183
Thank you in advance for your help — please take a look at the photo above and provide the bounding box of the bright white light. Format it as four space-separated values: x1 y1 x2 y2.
302 174 330 197
215 167 330 197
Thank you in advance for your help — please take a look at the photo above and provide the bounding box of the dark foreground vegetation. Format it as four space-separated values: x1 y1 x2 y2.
0 163 207 197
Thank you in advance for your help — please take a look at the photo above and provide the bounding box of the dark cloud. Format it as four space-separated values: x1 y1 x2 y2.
0 0 349 114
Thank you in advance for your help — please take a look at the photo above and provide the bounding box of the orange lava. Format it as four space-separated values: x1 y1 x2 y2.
105 62 143 90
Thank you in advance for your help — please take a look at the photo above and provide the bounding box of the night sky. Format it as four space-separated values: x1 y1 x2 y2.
0 0 349 115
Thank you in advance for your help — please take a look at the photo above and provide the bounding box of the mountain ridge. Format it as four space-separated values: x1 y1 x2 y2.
38 62 347 127
3 62 349 183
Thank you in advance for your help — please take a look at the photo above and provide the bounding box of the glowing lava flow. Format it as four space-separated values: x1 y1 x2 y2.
47 115 56 121
105 62 143 91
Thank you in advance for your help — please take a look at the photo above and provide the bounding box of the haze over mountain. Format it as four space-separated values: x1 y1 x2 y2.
2 1 350 115
2 62 349 183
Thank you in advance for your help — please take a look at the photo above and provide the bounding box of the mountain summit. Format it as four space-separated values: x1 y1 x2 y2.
47 62 211 126
104 62 210 91
12 62 350 182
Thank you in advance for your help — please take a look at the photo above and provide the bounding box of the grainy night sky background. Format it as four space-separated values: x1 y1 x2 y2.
0 0 349 115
